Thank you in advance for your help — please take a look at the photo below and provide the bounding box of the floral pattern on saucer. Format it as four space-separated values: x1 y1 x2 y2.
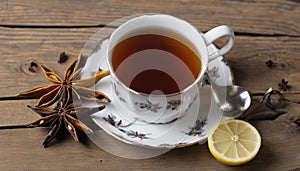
183 117 207 137
102 114 151 140
79 39 233 149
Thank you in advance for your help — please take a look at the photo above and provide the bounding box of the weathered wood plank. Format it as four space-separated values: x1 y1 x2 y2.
228 36 300 93
0 27 300 97
0 27 113 97
0 0 299 170
0 0 299 36
0 100 299 170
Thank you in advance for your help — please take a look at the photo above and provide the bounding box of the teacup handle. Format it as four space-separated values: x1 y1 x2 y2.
203 25 235 62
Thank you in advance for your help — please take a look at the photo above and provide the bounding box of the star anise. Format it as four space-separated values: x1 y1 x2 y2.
27 93 105 147
278 78 291 91
19 53 110 107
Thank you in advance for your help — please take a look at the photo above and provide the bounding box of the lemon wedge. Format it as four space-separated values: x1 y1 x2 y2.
208 119 261 165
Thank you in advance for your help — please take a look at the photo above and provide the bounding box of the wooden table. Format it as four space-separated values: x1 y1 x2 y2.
1 0 300 170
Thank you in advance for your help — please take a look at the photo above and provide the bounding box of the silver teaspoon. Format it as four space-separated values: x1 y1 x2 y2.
205 73 251 117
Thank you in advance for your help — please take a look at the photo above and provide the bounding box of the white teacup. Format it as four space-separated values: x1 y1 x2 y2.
106 14 234 123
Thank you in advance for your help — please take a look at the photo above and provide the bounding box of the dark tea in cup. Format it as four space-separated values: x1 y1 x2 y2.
112 34 201 95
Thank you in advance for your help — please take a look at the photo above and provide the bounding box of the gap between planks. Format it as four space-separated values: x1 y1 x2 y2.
0 24 299 38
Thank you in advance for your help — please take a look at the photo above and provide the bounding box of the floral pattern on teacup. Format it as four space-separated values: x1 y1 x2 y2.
135 101 162 113
167 99 181 110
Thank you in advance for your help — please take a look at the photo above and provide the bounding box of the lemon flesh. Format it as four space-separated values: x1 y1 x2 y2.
208 119 261 166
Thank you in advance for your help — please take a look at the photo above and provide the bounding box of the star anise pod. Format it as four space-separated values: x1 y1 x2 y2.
19 53 110 107
27 93 105 147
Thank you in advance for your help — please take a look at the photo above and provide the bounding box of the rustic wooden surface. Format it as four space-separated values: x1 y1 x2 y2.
0 0 300 170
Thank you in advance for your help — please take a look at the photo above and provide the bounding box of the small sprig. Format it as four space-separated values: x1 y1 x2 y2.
103 114 150 140
265 59 274 68
126 130 148 139
105 114 122 126
278 78 291 91
135 101 162 112
58 52 68 63
184 118 207 136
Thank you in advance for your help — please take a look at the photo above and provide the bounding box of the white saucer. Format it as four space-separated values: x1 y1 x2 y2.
79 39 233 149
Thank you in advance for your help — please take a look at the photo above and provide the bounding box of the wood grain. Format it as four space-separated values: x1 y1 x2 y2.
0 0 299 36
0 0 300 170
0 27 300 170
228 36 300 92
0 27 113 97
0 27 299 97
0 100 299 170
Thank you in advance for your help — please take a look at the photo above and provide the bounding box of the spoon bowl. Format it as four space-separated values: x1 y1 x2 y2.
207 73 252 117
217 85 251 117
